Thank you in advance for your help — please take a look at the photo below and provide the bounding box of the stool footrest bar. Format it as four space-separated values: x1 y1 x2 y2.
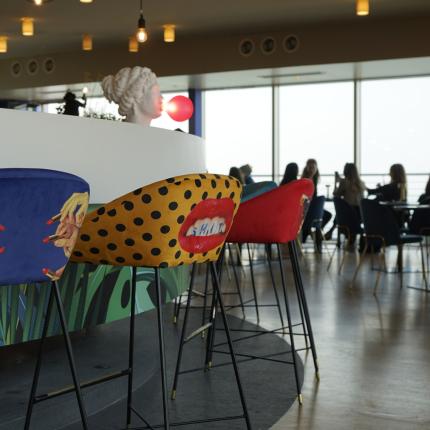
34 368 130 403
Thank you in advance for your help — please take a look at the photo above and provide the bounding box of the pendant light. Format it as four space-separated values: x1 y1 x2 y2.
0 37 7 53
163 25 175 43
129 36 138 52
136 0 147 43
82 34 92 51
356 0 369 16
80 0 93 3
21 18 34 36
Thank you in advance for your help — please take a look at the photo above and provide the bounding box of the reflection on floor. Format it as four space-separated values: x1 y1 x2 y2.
218 244 430 430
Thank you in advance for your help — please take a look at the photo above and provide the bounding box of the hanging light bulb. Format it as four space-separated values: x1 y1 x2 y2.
0 37 7 54
21 18 34 36
136 0 147 43
80 0 93 3
163 25 175 43
82 34 92 51
34 0 43 5
129 36 138 52
356 0 369 16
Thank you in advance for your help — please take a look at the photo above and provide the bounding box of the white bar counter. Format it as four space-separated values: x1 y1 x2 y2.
0 108 206 202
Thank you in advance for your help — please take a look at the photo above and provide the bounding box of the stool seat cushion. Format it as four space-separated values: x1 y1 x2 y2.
71 174 242 268
227 179 314 244
0 168 90 285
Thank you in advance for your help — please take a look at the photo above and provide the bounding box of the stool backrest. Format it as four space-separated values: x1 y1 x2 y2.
241 181 277 203
360 199 400 246
301 195 325 234
227 178 314 244
409 206 430 236
333 197 362 235
0 168 90 285
71 174 242 268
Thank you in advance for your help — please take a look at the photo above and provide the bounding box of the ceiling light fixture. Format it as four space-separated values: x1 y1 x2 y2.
80 0 93 3
136 0 147 43
129 36 139 52
356 0 369 16
163 25 175 43
82 34 92 51
0 37 7 53
21 18 34 36
26 0 54 5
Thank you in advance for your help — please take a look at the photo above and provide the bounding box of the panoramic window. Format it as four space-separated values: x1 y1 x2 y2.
279 82 354 195
361 77 430 200
204 87 272 180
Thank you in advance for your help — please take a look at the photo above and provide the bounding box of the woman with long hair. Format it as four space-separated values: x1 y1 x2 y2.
368 163 407 201
418 175 430 204
280 162 299 185
333 162 365 207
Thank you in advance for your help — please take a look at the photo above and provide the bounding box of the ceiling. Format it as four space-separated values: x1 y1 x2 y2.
3 56 430 104
1 0 430 60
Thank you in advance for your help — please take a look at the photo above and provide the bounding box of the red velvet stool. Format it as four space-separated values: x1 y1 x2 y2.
212 179 318 404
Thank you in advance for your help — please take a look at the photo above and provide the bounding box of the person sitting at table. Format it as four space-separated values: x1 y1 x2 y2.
418 175 430 204
280 162 299 185
239 164 255 185
367 163 407 202
229 166 244 184
326 163 365 242
301 158 332 248
334 163 366 208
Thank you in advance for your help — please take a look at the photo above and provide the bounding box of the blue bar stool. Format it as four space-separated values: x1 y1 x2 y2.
0 168 90 429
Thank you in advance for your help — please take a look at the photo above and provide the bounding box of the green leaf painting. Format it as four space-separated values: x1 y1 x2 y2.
0 262 189 347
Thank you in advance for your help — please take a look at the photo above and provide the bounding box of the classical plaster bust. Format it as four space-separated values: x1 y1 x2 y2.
102 66 163 126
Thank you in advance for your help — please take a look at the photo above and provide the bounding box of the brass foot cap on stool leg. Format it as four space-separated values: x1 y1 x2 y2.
298 394 304 405
171 390 176 400
315 371 320 381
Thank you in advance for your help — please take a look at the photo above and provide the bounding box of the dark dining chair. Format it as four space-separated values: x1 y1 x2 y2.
352 199 427 293
327 197 362 272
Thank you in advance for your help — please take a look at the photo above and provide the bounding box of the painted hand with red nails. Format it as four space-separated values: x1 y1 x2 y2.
59 192 89 225
0 223 5 254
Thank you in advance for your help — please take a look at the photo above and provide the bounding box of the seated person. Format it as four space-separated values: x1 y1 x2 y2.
239 164 255 185
418 175 430 204
280 162 299 185
367 164 407 202
229 166 244 184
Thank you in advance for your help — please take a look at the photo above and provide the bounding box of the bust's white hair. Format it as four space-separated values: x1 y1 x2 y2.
101 66 158 116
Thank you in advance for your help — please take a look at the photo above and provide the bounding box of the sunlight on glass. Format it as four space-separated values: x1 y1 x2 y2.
205 87 272 179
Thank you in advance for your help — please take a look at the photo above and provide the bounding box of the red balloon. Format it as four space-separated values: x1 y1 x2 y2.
166 95 194 122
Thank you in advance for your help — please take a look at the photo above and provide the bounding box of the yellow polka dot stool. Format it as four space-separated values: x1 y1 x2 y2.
70 173 252 430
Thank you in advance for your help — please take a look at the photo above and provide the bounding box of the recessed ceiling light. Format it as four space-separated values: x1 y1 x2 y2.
356 0 370 16
21 18 35 36
0 37 8 53
163 25 175 43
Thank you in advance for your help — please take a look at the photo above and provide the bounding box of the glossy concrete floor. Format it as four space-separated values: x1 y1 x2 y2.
217 244 430 430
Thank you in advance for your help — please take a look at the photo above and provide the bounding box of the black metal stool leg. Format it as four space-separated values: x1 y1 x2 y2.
209 262 253 430
171 264 197 399
126 267 138 426
286 243 309 348
264 246 285 331
204 273 218 370
228 243 246 318
154 268 170 429
53 280 89 428
290 241 319 379
276 244 302 405
246 244 260 323
24 282 56 430
201 263 210 333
